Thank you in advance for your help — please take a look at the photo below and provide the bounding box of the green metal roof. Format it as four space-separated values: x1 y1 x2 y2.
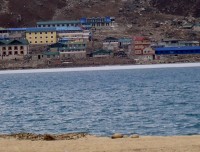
118 38 132 43
43 51 60 55
49 42 86 48
0 39 29 46
0 27 6 30
37 20 81 25
93 49 112 55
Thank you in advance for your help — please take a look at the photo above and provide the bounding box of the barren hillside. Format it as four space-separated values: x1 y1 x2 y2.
1 0 200 27
1 0 200 40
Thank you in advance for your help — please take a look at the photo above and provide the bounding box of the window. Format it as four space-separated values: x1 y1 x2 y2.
45 32 47 34
40 41 43 43
51 36 53 38
40 37 42 39
14 51 18 55
20 46 24 50
2 47 6 50
29 37 32 39
9 51 12 55
46 36 48 38
51 32 53 34
40 32 42 34
35 37 37 39
35 32 37 34
29 32 31 35
14 46 18 50
35 41 37 43
20 51 24 55
3 52 6 56
46 41 48 43
8 46 12 50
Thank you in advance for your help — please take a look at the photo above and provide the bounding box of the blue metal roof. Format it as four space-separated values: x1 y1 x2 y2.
155 46 200 55
155 46 200 51
26 27 56 32
7 28 27 31
56 26 82 31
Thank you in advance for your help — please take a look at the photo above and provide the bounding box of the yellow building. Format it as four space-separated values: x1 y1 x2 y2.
25 28 57 45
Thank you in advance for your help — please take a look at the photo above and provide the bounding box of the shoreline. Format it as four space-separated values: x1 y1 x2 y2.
1 133 200 152
0 62 200 74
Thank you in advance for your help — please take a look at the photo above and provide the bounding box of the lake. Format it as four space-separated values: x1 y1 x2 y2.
0 65 200 136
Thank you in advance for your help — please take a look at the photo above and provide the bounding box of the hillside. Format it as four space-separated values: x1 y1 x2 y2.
151 0 200 17
1 0 200 40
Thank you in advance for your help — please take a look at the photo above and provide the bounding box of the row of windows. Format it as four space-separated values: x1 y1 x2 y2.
1 51 24 55
144 50 152 53
2 46 24 50
87 19 106 22
29 40 54 44
38 24 78 27
28 32 54 35
28 36 54 39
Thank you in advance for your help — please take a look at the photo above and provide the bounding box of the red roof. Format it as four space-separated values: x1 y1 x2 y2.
133 36 149 41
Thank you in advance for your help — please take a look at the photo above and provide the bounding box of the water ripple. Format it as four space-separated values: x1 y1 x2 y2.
0 67 200 135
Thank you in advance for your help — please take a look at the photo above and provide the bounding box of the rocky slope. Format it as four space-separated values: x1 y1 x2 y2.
1 0 200 27
0 0 200 40
151 0 200 17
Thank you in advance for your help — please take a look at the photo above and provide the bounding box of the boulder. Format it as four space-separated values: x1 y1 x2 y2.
130 134 140 138
43 134 55 141
111 133 124 139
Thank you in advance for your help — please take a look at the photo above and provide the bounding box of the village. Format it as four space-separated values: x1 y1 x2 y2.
1 16 200 69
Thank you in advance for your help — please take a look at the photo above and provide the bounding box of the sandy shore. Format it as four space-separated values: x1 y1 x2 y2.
1 135 200 152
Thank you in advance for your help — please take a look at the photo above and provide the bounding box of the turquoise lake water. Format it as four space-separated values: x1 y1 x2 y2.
0 67 200 136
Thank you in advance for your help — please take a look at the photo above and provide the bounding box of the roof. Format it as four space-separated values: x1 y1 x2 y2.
104 37 118 41
0 27 6 31
162 39 182 42
182 23 193 27
56 26 82 31
43 51 59 55
7 28 27 31
58 47 86 51
134 36 149 41
93 49 112 55
37 20 81 25
179 41 199 44
26 27 56 32
194 23 200 26
0 39 29 45
118 38 132 43
155 46 200 51
49 42 67 48
49 42 86 48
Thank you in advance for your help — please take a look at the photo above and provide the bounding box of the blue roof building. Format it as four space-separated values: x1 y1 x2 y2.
155 46 200 55
80 16 114 27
